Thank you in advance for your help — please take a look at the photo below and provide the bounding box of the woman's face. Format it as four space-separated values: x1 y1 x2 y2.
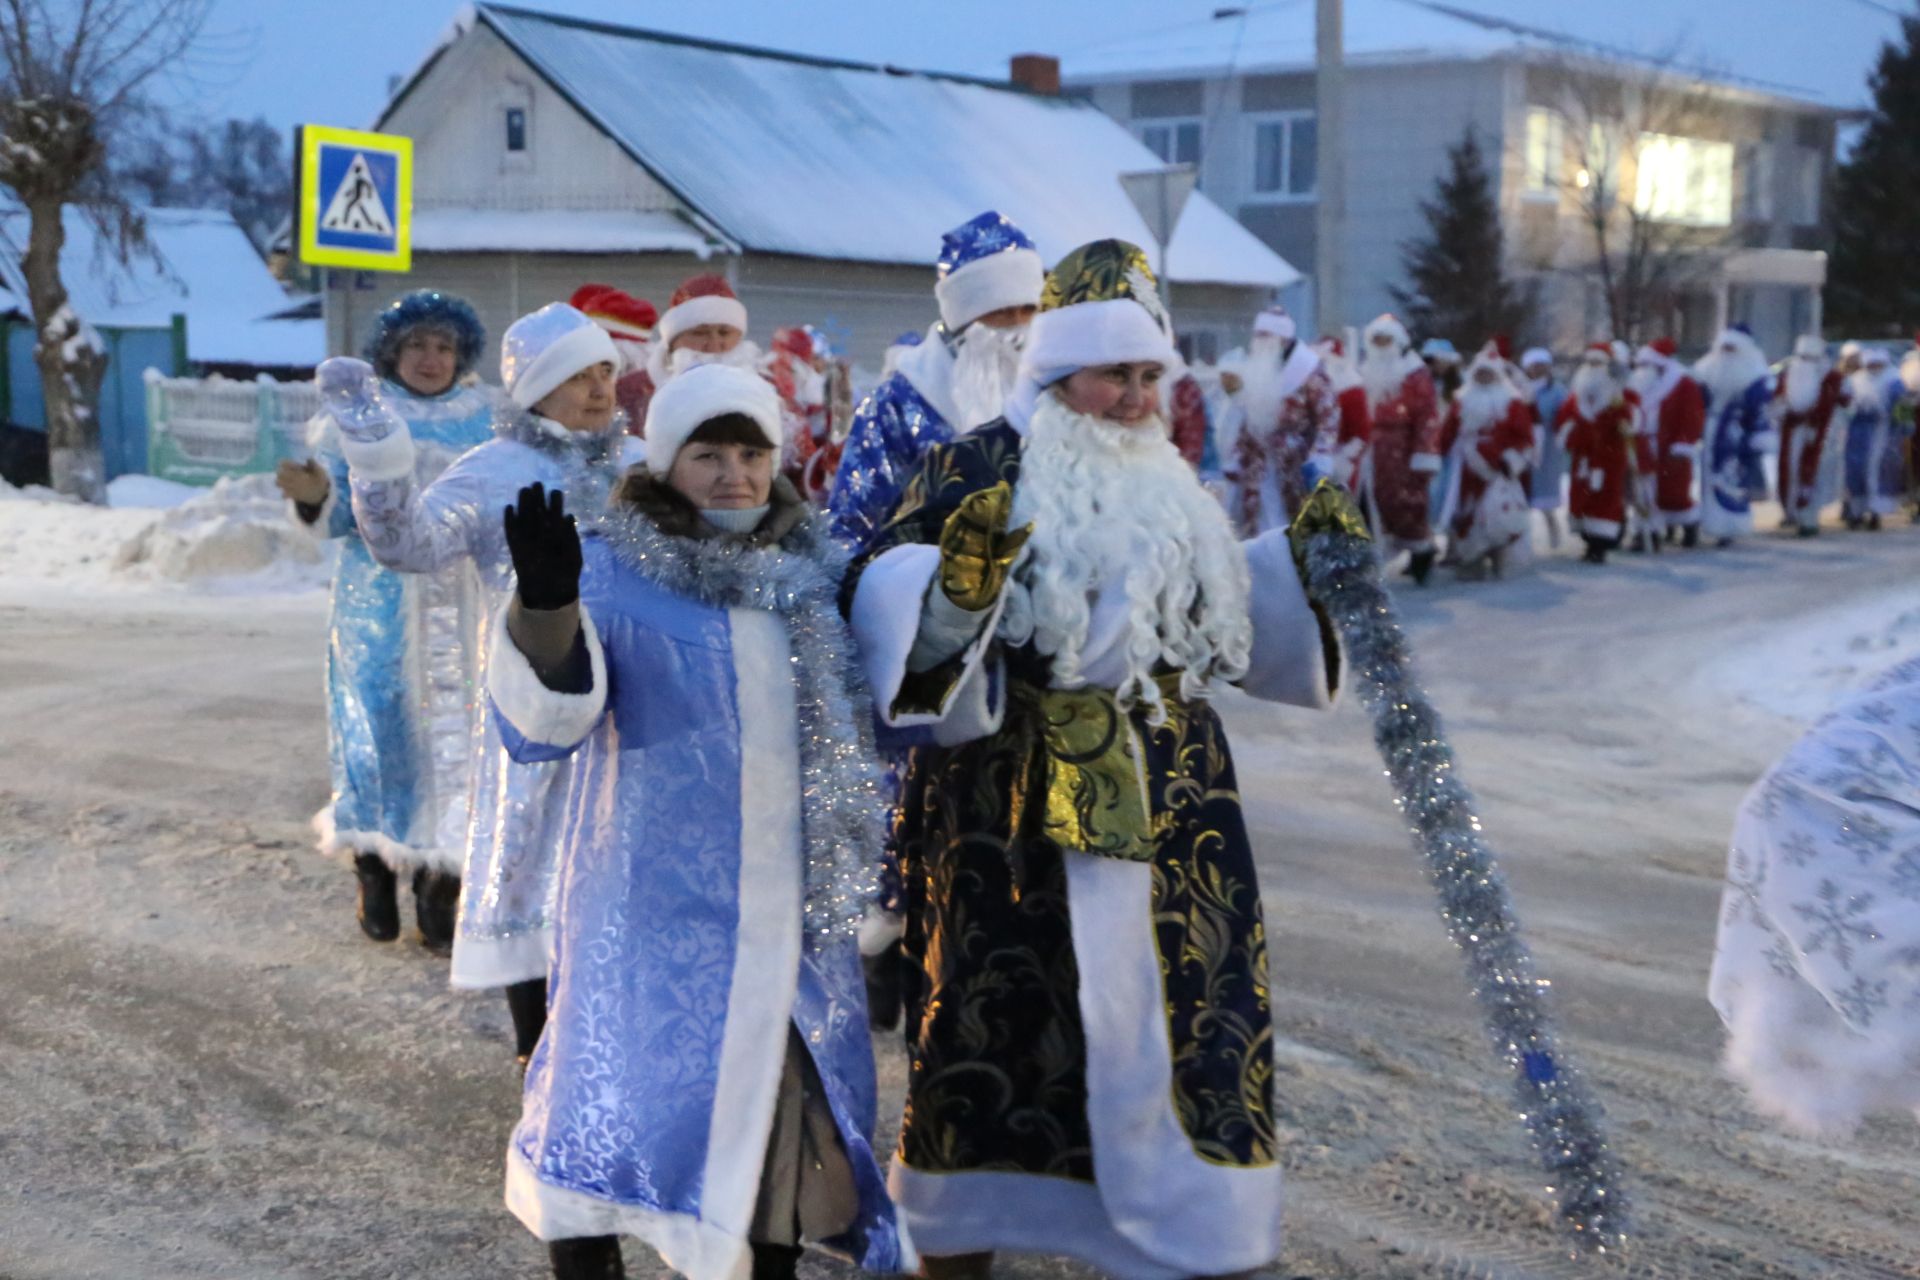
670 325 743 356
532 362 618 432
1054 361 1164 427
394 330 458 396
668 439 774 509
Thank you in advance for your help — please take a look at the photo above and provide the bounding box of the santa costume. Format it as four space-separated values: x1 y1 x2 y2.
1628 338 1708 546
1709 652 1920 1138
765 325 837 500
1358 313 1444 582
1317 336 1373 491
1436 341 1535 577
1692 326 1777 545
647 273 763 390
828 210 1042 551
1224 305 1339 534
1775 335 1850 536
1839 347 1909 529
570 284 658 438
1555 343 1637 563
846 238 1337 1280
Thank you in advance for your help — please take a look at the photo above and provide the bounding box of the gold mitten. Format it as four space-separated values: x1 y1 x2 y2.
1287 479 1371 578
938 482 1032 611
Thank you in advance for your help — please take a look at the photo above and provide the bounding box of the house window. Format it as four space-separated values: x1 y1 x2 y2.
505 107 527 152
1788 146 1822 226
1252 112 1317 200
1738 141 1774 223
1524 107 1564 195
1633 133 1734 226
1580 122 1618 196
1138 118 1203 168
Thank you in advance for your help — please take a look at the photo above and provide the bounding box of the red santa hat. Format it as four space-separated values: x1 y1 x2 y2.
1465 340 1514 387
769 326 815 362
1583 341 1614 362
641 362 783 476
1252 306 1296 341
658 274 748 347
1363 313 1411 352
1635 336 1677 365
569 284 657 340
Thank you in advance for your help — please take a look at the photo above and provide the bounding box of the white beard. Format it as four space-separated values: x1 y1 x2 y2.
1005 393 1253 721
1849 368 1887 415
786 358 826 408
1570 365 1617 418
668 339 762 380
1697 347 1769 407
1784 359 1825 414
1627 363 1662 400
1360 346 1408 407
611 335 650 377
950 324 1026 430
1457 380 1515 437
1238 336 1292 432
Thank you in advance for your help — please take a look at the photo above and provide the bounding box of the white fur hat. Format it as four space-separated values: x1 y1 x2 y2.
501 303 620 410
1252 306 1296 341
642 362 783 475
1363 313 1410 351
933 211 1044 331
1793 334 1829 361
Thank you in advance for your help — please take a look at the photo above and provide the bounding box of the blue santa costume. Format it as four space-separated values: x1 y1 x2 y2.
1692 325 1777 543
302 292 499 894
1841 350 1910 528
330 304 645 1001
485 365 913 1280
827 211 1043 552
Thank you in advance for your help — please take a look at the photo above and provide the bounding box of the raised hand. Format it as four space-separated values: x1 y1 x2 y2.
274 458 330 507
316 356 401 444
503 482 583 611
937 481 1032 612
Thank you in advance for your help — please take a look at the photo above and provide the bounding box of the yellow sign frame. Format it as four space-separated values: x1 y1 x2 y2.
298 124 413 272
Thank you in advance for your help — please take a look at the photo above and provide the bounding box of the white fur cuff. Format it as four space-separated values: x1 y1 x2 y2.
936 248 1043 331
488 604 608 750
1410 451 1443 473
339 424 417 483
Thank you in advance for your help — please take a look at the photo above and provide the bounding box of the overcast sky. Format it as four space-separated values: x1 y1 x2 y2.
181 0 1904 136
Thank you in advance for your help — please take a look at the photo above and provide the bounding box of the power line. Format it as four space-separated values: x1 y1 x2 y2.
1834 0 1909 19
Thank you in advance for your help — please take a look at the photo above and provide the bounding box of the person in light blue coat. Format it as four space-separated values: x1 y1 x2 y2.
320 302 643 1066
276 290 499 950
483 363 911 1280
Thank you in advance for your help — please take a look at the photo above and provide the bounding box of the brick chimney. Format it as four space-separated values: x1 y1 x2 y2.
1010 54 1061 96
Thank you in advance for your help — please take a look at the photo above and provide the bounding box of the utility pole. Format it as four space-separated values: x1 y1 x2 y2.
1316 0 1346 333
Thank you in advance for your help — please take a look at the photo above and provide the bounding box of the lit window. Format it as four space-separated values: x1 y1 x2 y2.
1253 114 1317 199
1634 133 1734 226
1138 119 1203 167
505 107 527 153
1525 107 1563 194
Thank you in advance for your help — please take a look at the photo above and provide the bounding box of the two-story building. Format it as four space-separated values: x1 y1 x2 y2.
1062 0 1850 358
325 3 1298 373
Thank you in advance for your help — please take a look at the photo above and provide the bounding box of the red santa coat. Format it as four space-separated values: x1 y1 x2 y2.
1775 369 1850 525
1640 367 1708 521
1556 394 1637 541
1365 360 1443 549
1170 372 1210 472
1229 341 1339 533
1439 393 1535 545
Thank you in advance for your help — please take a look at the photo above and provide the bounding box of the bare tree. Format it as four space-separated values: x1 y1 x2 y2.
0 0 211 501
1525 52 1735 346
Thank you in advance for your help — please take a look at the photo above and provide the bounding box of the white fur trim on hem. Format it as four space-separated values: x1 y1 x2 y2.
936 247 1044 331
449 927 552 990
486 606 608 752
858 906 905 958
1409 451 1443 473
1577 517 1623 538
1241 530 1335 709
310 807 460 874
506 1145 752 1280
339 424 418 483
660 294 749 346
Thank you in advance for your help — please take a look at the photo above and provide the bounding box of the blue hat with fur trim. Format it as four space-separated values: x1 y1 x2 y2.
934 211 1043 331
363 290 486 383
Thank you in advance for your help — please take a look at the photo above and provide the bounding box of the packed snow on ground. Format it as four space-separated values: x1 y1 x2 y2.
2 510 1918 1280
0 473 332 596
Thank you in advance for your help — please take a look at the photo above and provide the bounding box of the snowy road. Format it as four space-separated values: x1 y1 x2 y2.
3 521 1918 1279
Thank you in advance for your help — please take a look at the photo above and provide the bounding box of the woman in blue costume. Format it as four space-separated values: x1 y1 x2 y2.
478 363 912 1280
318 302 644 1068
276 291 499 950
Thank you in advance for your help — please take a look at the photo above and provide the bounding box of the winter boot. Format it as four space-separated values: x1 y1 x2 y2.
413 868 460 956
751 1243 804 1280
549 1235 624 1280
1796 523 1818 538
921 1253 996 1280
864 942 904 1032
1868 513 1883 531
1407 548 1437 586
1682 522 1700 549
506 976 549 1072
353 852 400 942
1581 538 1608 565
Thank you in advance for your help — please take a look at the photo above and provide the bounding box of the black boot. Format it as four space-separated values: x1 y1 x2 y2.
549 1235 624 1280
864 942 903 1032
413 868 460 956
1868 513 1883 531
1407 548 1436 585
506 977 549 1072
751 1243 804 1280
1582 538 1608 564
1682 522 1700 549
353 852 400 942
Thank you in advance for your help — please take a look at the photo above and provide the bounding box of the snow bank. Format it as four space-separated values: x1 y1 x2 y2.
0 474 331 593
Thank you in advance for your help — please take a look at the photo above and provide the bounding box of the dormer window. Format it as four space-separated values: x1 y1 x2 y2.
505 107 527 152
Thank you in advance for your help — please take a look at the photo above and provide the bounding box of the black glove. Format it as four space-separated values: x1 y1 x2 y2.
503 482 583 611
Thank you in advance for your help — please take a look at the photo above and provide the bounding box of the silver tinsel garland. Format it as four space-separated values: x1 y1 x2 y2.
1302 526 1631 1255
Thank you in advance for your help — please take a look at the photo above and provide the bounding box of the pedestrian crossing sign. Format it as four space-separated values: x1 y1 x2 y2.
297 125 413 272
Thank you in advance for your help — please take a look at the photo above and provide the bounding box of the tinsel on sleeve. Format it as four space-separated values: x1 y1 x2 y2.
1299 495 1631 1255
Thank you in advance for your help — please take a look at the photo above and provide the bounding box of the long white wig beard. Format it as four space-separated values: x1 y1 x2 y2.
668 338 763 380
1239 333 1290 433
950 323 1027 430
1361 344 1409 406
1627 361 1663 401
1849 366 1888 415
1697 341 1770 407
1004 392 1253 722
1458 378 1516 437
1784 358 1826 414
1570 363 1618 418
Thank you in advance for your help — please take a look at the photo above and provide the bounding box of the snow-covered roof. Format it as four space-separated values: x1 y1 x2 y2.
0 204 323 368
412 207 719 256
383 3 1297 289
1063 0 1842 110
